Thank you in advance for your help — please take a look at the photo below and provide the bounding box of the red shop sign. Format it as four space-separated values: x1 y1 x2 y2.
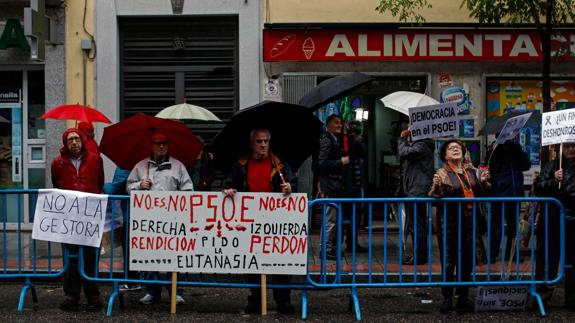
263 29 575 62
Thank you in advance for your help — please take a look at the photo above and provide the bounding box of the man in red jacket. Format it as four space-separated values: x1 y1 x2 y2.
51 128 104 312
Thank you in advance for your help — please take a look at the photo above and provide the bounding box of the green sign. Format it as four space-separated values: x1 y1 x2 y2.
24 0 51 61
0 19 31 51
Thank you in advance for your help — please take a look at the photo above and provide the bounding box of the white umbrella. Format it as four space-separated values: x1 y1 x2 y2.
155 103 221 122
380 91 439 116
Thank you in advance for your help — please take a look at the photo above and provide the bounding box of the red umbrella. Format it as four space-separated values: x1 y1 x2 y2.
41 104 112 124
99 113 203 170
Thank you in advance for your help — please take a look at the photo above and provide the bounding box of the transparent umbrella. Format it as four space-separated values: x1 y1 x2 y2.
380 91 439 116
155 103 221 122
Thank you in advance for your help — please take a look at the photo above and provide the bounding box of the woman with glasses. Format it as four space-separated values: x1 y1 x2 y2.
429 139 491 313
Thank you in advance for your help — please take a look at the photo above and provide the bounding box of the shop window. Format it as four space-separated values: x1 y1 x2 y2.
28 70 45 139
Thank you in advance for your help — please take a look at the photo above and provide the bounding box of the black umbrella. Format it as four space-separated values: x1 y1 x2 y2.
479 110 542 135
212 101 324 173
298 72 373 111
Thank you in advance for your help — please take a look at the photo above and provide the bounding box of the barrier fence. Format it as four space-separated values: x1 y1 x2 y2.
0 190 567 320
0 189 69 311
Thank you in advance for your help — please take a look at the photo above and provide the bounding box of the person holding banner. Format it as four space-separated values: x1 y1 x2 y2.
484 138 531 263
398 128 435 265
429 139 490 313
534 142 575 311
127 131 194 306
51 128 104 312
223 128 297 314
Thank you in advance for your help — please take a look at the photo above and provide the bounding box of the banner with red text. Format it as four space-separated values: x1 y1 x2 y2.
263 29 575 62
129 191 309 275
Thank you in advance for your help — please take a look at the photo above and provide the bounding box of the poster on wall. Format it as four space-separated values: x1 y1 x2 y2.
459 119 475 138
440 84 473 115
485 79 575 174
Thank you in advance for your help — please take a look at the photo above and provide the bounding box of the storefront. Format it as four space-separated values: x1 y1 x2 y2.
263 26 575 196
0 2 65 227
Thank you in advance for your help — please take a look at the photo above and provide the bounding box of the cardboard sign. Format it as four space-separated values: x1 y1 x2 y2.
495 113 533 145
129 191 309 275
408 103 459 141
32 189 108 247
541 109 575 146
475 286 529 311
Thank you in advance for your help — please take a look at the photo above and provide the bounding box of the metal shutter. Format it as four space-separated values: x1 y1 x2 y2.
119 16 239 146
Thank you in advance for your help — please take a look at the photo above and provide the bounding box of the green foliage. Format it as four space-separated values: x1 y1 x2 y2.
375 0 432 23
376 0 575 26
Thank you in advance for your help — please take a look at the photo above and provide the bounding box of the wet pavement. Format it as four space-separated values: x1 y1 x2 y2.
1 282 574 322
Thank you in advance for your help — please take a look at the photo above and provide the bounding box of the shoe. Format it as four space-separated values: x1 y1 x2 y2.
402 256 414 265
119 283 142 292
326 250 343 260
86 296 103 312
139 293 159 305
439 297 453 313
176 295 185 305
59 297 79 312
244 301 260 314
277 302 295 314
455 297 475 313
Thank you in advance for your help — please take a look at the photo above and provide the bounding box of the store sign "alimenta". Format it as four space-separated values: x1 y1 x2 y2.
263 29 575 62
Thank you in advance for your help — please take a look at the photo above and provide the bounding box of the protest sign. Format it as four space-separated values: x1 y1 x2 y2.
541 109 575 146
475 286 528 311
408 103 458 141
32 189 108 247
129 191 309 275
495 112 533 145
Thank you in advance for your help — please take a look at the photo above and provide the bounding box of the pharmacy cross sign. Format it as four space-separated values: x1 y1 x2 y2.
24 0 51 61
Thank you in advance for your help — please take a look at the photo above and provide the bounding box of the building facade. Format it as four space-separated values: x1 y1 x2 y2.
262 0 575 196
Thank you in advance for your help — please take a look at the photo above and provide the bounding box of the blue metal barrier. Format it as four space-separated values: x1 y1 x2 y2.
0 189 69 311
0 189 568 320
78 194 313 317
309 197 565 319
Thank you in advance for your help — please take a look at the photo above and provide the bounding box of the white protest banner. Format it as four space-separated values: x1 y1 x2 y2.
129 191 308 275
475 285 529 311
541 109 575 146
408 103 458 141
32 189 108 247
495 112 533 145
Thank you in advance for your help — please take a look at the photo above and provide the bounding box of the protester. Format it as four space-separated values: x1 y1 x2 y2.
318 115 350 260
429 139 490 313
534 142 575 311
104 167 142 292
126 131 194 305
51 128 104 312
343 121 367 252
484 138 531 263
223 128 297 314
398 128 435 265
77 122 99 154
191 136 215 191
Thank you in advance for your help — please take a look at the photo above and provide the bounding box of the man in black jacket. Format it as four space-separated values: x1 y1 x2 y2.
534 142 575 311
485 139 531 263
223 128 297 314
318 115 350 260
398 128 435 265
